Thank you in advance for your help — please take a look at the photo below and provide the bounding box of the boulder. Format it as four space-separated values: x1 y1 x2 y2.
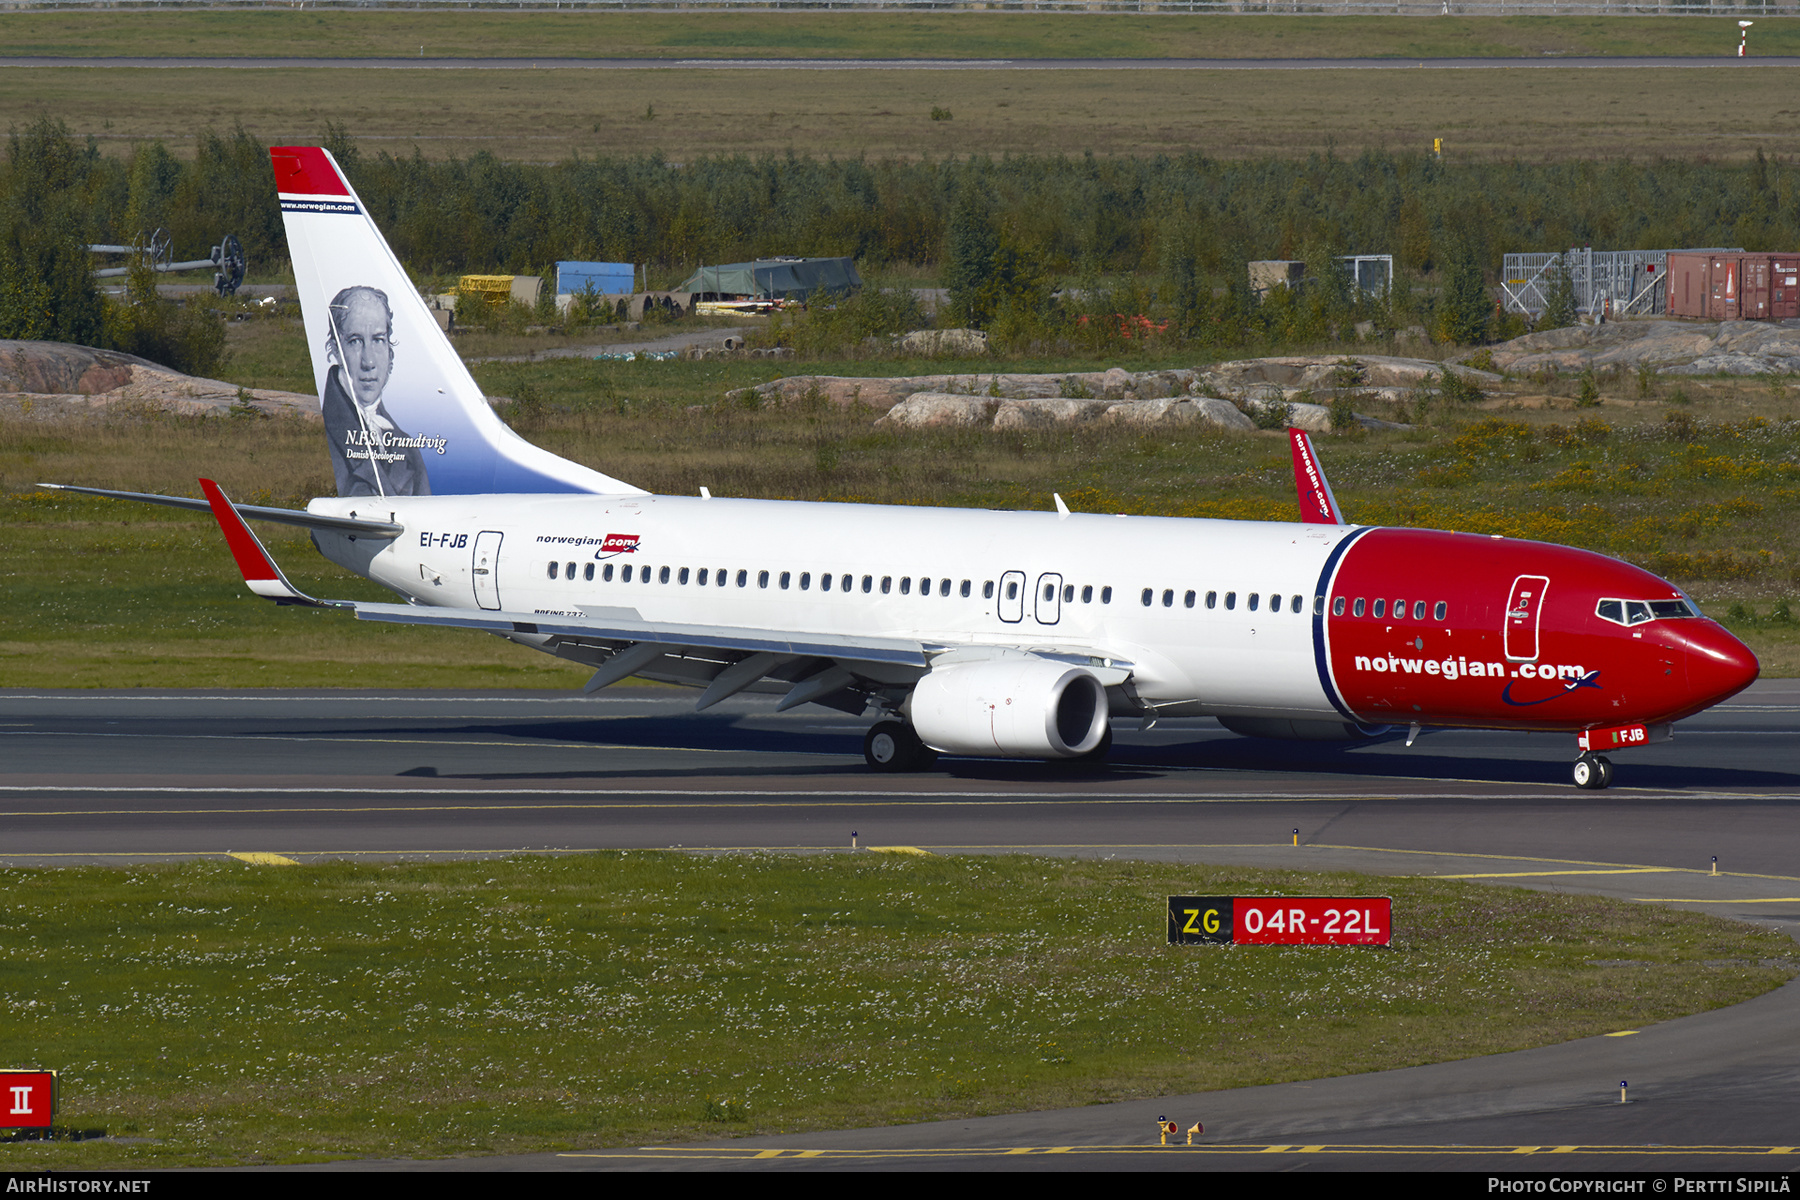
896 328 989 357
875 393 999 428
0 339 318 420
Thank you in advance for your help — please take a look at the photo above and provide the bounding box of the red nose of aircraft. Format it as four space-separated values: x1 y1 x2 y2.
1675 620 1760 715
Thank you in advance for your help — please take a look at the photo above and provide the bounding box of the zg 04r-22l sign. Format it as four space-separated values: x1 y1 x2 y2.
1168 897 1392 946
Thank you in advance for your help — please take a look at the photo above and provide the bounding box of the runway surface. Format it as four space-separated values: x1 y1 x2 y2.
2 55 1794 71
4 682 1797 1172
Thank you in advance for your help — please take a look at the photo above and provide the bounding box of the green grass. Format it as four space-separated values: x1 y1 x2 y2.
6 11 1800 62
0 852 1789 1166
11 60 1798 164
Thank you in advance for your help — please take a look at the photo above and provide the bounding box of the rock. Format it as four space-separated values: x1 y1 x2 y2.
1099 366 1133 399
1103 398 1255 430
1487 318 1800 377
896 328 989 357
1661 354 1784 377
875 393 999 428
0 339 318 420
991 399 1112 429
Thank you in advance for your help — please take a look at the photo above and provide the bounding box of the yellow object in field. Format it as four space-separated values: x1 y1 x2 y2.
458 274 514 306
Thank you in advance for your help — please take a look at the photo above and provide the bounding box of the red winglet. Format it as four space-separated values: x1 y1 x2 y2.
1288 428 1346 526
199 478 317 603
269 146 350 197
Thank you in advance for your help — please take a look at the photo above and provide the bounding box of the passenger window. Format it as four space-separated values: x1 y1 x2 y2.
1141 588 1153 607
546 562 557 580
941 579 952 597
603 564 615 582
716 568 727 587
1353 597 1365 617
697 568 708 586
737 569 748 587
1433 601 1446 621
921 577 932 594
1248 593 1260 612
659 566 671 584
1294 594 1304 613
1225 591 1236 610
582 563 593 581
1184 590 1196 608
643 566 653 584
780 571 792 589
622 564 634 583
1047 583 1058 602
1332 596 1345 616
565 562 576 580
901 577 912 595
1005 580 1018 600
1081 585 1093 603
1206 591 1217 609
983 581 995 599
678 567 690 585
1413 600 1425 621
1162 589 1174 608
842 574 853 592
862 575 873 593
1063 584 1074 603
802 572 813 591
1101 587 1112 604
961 580 972 598
882 576 892 594
1373 599 1386 618
1393 598 1404 617
757 570 770 588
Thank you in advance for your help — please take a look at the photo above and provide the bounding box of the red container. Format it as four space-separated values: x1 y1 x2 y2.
1667 252 1784 320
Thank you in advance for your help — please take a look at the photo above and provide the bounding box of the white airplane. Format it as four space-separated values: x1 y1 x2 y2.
50 147 1760 789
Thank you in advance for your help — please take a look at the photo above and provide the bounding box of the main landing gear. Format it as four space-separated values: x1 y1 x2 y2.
864 720 938 773
1573 753 1615 790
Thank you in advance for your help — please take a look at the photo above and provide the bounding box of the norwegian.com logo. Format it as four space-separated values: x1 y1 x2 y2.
598 533 640 556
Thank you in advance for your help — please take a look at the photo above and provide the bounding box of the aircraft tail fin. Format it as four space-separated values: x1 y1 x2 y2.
270 146 643 499
1288 428 1346 525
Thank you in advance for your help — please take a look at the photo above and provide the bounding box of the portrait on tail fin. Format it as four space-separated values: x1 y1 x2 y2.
322 285 431 498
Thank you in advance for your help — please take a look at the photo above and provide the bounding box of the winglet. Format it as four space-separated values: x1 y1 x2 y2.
1289 428 1346 526
198 478 325 605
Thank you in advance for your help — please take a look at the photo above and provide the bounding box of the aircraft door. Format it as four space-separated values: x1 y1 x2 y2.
998 570 1025 623
1034 572 1063 625
473 530 503 611
1504 574 1549 661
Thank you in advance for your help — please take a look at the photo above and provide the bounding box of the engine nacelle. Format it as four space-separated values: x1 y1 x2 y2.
911 658 1109 758
1216 716 1391 741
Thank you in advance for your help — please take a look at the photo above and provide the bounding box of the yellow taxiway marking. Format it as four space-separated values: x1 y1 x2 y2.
1440 868 1677 879
227 851 298 866
566 1143 1800 1160
1604 1030 1640 1037
867 846 931 856
1635 897 1800 903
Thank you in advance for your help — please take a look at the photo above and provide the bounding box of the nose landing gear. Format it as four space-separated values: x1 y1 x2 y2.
864 720 938 773
1573 753 1614 790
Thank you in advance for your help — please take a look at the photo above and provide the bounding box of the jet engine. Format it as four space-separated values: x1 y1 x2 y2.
911 657 1109 758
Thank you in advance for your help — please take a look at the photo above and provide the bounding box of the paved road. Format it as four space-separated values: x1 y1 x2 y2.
3 55 1795 71
5 683 1796 1171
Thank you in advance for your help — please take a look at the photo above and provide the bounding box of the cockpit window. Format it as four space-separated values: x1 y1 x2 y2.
1596 597 1697 627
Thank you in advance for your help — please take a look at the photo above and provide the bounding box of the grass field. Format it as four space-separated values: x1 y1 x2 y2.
7 61 1795 163
0 851 1789 1166
5 314 1800 685
4 11 1798 62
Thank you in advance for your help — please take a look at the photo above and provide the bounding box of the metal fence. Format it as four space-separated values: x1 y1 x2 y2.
1500 248 1745 317
8 1 1800 13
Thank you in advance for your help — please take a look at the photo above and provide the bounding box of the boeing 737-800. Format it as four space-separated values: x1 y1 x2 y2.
50 147 1760 789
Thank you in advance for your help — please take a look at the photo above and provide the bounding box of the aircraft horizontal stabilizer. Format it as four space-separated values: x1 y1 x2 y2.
40 483 404 538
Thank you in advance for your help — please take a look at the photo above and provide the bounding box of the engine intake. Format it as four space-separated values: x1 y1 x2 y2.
912 658 1109 758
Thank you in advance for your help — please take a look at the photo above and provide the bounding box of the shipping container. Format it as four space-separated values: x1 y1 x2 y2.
1666 252 1787 320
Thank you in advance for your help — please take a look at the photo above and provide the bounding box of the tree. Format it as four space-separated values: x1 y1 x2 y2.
1436 240 1491 346
1539 253 1578 330
942 184 1000 329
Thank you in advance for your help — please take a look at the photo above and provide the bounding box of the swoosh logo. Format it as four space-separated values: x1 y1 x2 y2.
1502 670 1602 707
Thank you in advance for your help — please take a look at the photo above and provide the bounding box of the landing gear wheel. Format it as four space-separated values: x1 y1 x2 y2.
864 720 936 773
1573 753 1611 790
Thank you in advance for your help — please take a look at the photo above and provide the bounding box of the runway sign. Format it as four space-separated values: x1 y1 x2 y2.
2 1070 56 1129
1168 897 1391 946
